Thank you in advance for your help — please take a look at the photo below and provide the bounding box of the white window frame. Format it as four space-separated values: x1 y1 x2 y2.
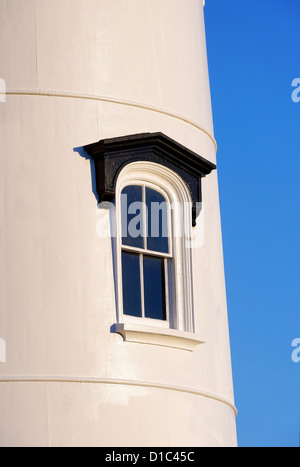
114 161 195 334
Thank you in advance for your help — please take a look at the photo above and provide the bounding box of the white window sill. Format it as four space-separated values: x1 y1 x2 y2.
113 323 206 352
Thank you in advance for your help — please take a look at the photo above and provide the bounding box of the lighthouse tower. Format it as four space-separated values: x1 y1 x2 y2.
0 0 237 447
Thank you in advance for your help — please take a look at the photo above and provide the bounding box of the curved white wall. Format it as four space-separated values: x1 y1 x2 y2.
0 0 237 446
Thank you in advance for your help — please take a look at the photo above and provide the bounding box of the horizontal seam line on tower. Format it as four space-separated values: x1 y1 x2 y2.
0 376 237 416
6 90 218 151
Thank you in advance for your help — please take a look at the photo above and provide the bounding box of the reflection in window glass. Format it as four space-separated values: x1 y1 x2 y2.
146 187 169 254
121 185 143 249
122 252 142 317
143 256 166 321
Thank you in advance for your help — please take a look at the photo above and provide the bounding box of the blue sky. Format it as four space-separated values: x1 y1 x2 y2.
205 0 300 447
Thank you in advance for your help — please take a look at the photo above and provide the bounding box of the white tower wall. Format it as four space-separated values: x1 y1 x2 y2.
0 0 237 446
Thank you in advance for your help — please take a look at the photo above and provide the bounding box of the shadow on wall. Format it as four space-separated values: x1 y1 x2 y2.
73 146 99 204
74 146 119 321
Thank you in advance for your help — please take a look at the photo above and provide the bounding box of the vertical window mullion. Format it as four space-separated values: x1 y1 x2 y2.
140 253 145 318
142 185 147 251
168 202 173 257
164 258 170 323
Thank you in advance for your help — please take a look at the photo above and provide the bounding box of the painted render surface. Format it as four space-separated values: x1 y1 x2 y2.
0 0 237 446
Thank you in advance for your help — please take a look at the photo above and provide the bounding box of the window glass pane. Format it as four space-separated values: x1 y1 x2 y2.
146 187 169 253
143 256 166 321
121 185 144 249
122 252 142 317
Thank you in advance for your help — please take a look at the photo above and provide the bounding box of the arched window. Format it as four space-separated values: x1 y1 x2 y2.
115 162 195 335
84 132 216 350
120 184 171 325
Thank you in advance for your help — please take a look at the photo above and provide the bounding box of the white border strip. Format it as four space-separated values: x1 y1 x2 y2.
6 89 217 151
0 376 237 416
